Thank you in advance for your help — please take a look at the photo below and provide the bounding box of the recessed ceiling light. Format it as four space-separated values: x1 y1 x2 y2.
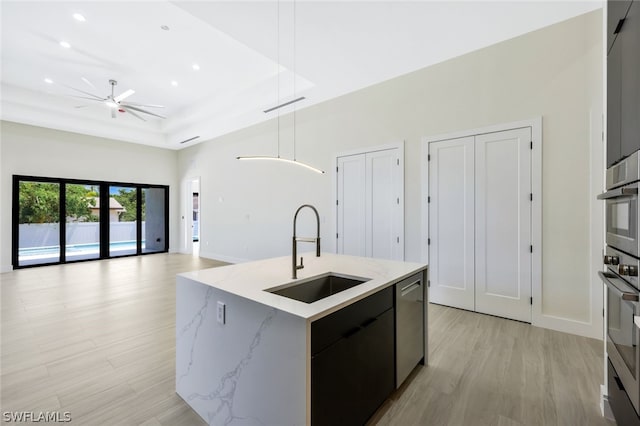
192 63 200 71
171 80 178 87
60 41 71 49
73 13 86 22
160 25 170 31
44 78 53 84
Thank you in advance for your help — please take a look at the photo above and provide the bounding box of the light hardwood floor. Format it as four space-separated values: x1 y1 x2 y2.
1 254 613 425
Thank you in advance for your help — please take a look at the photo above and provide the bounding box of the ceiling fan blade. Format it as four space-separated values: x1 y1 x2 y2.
120 101 164 109
81 77 96 89
69 95 104 102
111 108 116 119
121 106 146 122
61 84 104 100
123 104 166 119
114 89 135 102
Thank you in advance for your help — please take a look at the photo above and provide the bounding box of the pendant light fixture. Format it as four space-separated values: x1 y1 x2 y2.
236 0 325 174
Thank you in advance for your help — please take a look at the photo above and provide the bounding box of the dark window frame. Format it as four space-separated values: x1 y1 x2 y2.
12 175 170 269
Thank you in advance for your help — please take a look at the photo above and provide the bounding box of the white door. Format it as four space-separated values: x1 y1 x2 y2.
337 154 367 256
474 128 531 322
428 137 475 311
428 128 532 322
367 149 403 260
337 147 403 261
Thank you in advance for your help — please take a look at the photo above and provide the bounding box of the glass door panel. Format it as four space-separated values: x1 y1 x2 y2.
17 181 60 266
65 183 100 261
109 186 138 256
142 188 166 253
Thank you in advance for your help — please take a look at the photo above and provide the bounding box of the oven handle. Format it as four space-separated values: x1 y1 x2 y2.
597 187 638 199
599 271 640 301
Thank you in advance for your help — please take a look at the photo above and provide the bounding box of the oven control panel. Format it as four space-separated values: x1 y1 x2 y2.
605 255 620 265
606 246 640 289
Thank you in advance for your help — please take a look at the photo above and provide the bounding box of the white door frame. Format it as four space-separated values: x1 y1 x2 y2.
181 176 200 255
333 141 405 259
421 117 542 321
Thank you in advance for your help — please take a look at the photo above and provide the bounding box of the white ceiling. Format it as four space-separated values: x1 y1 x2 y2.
0 1 601 150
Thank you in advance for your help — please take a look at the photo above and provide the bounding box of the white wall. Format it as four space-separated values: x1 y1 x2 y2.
0 121 178 271
178 10 604 338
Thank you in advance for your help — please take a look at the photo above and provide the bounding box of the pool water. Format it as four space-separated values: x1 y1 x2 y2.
18 241 144 262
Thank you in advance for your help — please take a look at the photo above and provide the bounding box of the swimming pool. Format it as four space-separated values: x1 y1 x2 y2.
18 240 145 264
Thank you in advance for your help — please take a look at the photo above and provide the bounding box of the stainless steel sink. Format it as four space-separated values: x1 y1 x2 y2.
266 273 371 304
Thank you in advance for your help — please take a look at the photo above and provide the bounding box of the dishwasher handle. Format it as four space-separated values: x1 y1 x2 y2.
400 280 421 297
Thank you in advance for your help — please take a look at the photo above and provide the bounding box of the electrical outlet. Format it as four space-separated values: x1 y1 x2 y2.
217 301 225 324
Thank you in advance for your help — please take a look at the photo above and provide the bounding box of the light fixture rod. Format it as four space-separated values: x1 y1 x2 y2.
263 96 306 114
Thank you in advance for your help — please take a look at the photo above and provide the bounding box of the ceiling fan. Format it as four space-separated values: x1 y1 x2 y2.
68 79 165 121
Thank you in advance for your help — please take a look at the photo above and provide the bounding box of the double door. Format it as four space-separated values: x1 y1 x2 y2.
428 128 532 322
336 147 403 261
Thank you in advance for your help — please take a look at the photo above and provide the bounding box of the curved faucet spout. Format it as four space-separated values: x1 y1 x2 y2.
292 204 321 279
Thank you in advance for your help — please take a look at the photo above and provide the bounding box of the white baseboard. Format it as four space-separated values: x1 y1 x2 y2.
533 313 602 340
1 264 12 273
199 251 249 265
601 384 614 421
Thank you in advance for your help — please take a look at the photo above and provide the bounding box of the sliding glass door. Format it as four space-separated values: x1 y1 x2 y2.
13 176 169 269
16 180 61 266
142 188 166 254
109 186 138 257
65 183 101 261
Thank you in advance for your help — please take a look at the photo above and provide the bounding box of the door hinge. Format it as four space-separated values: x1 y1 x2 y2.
428 154 431 161
603 308 605 318
336 199 339 206
428 238 431 245
614 18 626 34
397 197 400 204
336 166 339 173
397 236 400 243
427 280 431 288
530 245 533 253
530 297 533 305
529 193 533 201
530 141 533 150
336 233 339 239
427 196 431 203
397 158 400 166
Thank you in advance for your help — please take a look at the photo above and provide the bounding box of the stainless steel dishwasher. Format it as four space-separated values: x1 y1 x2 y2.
395 272 425 388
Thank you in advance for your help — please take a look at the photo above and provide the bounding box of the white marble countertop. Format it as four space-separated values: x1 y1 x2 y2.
178 253 427 321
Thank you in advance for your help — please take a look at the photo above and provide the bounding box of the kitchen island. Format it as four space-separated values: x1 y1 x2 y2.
176 253 427 425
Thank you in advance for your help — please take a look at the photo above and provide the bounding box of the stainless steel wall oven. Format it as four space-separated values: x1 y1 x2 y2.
599 150 640 422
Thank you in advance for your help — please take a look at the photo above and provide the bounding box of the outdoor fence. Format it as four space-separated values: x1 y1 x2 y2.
19 222 144 248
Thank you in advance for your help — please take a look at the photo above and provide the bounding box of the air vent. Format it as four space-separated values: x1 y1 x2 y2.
179 136 200 145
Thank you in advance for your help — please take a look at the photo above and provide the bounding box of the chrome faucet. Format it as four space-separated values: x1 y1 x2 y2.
292 204 321 279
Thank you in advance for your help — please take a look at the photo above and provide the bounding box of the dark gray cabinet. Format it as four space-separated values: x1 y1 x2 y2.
608 0 640 167
608 33 623 166
608 359 640 425
311 287 394 426
608 0 632 53
621 1 640 159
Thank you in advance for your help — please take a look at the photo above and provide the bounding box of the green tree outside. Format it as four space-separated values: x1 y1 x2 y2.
112 188 145 222
19 182 98 224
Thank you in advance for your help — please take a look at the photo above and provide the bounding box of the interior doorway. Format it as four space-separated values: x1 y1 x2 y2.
183 177 200 256
192 180 200 257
